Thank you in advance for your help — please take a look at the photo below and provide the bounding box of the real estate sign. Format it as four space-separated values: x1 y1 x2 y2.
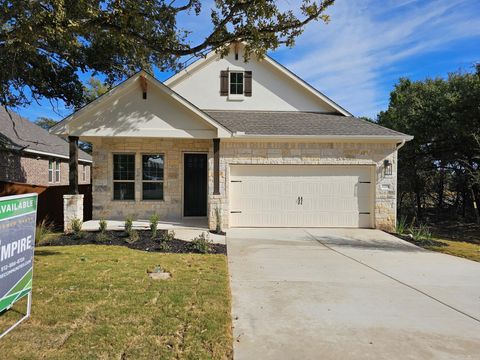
0 194 37 330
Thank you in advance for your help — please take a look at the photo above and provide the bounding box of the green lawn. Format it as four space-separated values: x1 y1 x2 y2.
425 239 480 262
0 245 232 359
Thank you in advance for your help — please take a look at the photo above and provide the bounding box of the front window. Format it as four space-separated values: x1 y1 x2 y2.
230 72 244 95
142 154 164 200
113 154 135 200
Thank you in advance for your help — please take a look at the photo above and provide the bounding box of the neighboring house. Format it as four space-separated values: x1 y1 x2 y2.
51 43 412 231
0 107 92 186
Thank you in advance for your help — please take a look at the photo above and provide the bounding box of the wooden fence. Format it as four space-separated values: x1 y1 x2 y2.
0 181 92 229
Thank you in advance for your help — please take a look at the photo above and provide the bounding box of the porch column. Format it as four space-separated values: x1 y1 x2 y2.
68 136 79 194
64 136 83 233
213 138 220 195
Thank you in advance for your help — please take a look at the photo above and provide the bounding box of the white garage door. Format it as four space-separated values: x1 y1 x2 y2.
229 165 374 228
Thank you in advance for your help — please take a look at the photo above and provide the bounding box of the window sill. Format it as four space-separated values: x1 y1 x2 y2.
228 94 245 101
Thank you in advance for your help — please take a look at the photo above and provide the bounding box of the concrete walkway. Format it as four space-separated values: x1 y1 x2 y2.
227 228 480 360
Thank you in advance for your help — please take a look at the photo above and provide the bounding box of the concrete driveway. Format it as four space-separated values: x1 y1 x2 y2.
227 228 480 360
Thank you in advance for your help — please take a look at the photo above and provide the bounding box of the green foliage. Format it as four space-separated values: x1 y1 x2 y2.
99 219 108 233
127 230 139 244
83 77 111 103
190 232 213 254
35 219 54 245
34 117 58 130
96 231 110 243
162 230 175 243
377 69 480 223
149 214 159 239
124 216 134 235
395 216 408 235
0 0 334 109
409 224 433 242
69 217 84 239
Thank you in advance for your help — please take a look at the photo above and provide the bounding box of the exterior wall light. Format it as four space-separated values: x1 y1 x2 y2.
384 159 393 176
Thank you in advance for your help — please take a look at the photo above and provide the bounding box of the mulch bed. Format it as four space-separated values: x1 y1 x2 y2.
42 230 227 255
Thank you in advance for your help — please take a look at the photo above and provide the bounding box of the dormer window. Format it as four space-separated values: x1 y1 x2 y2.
230 72 244 95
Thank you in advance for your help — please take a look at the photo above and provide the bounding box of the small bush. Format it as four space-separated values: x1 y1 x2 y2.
395 216 408 234
99 219 108 233
35 219 54 245
127 230 139 243
190 232 213 254
69 217 84 239
158 242 170 252
96 231 110 243
150 214 159 238
409 223 432 242
125 216 134 235
162 230 175 243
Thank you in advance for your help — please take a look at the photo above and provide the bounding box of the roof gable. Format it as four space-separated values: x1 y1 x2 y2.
165 44 351 116
51 71 231 139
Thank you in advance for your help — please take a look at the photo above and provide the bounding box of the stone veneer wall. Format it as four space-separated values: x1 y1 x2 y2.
211 141 398 232
91 138 398 232
91 138 213 221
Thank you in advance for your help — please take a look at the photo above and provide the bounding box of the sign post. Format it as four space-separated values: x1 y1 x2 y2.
0 193 37 339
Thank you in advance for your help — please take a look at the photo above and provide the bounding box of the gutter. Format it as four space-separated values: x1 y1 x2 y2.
231 132 414 142
23 148 92 163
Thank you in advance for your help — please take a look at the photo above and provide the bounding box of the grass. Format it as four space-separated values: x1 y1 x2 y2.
0 245 232 359
424 238 480 262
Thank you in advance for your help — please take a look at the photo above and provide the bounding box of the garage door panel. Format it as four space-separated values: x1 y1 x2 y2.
230 165 373 228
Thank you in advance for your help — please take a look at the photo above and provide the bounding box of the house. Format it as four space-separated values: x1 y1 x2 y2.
51 43 412 232
0 107 92 187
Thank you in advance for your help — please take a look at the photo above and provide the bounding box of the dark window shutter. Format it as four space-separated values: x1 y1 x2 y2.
220 71 228 96
244 71 252 96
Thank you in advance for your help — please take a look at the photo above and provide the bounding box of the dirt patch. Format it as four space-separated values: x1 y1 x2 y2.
429 221 480 245
42 230 227 255
391 233 448 248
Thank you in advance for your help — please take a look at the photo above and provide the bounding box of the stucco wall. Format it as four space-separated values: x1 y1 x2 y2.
92 138 397 232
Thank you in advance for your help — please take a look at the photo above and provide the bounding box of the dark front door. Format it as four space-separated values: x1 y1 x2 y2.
184 153 208 216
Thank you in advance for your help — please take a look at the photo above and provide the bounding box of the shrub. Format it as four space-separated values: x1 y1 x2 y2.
149 214 159 238
96 231 110 243
409 223 432 242
127 230 139 243
190 232 213 254
124 216 134 235
395 216 408 234
69 217 84 239
162 230 175 243
35 219 54 245
99 218 108 233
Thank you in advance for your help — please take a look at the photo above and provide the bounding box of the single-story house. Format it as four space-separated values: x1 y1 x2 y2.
0 107 92 187
51 43 412 232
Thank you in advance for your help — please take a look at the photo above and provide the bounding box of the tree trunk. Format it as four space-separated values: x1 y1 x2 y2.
471 187 480 224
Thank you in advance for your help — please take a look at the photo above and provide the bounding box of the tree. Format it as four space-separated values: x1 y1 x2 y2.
0 0 334 109
377 70 480 224
35 117 58 130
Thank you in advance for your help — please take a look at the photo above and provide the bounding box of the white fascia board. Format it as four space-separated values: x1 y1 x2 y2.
231 134 414 142
23 148 93 163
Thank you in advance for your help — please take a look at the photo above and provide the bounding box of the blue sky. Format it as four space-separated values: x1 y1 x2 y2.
15 0 480 121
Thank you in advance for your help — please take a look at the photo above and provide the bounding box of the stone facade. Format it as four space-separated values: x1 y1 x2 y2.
91 138 398 232
0 151 91 186
64 194 84 233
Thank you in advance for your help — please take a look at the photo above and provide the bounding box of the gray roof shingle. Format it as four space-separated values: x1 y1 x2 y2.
0 107 92 161
205 110 410 138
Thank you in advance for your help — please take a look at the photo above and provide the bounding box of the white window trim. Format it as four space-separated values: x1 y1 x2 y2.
228 70 245 101
55 160 61 183
48 160 54 183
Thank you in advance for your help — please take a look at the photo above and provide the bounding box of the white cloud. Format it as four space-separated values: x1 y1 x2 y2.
280 0 480 117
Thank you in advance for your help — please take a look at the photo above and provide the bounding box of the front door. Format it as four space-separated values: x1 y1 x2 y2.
184 153 208 216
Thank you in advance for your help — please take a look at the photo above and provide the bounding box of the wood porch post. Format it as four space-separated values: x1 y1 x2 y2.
68 136 79 194
213 138 220 195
